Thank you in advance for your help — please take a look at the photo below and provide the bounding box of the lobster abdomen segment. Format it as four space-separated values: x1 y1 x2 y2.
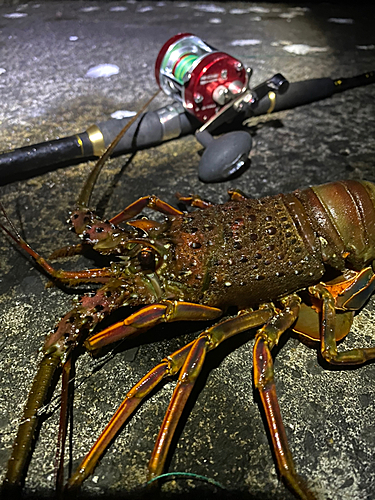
295 180 375 270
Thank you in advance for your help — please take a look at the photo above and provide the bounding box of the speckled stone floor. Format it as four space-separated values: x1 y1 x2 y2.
0 2 375 499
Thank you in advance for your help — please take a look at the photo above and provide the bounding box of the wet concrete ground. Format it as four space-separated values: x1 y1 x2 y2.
0 1 375 499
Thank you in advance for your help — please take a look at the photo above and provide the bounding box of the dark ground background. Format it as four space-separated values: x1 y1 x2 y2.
0 1 375 499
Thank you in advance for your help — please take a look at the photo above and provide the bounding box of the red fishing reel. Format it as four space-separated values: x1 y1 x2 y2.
155 33 288 182
155 33 250 122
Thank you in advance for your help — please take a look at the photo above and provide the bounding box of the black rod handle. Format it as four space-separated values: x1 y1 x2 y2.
0 107 197 185
253 71 375 116
0 134 93 185
253 78 336 115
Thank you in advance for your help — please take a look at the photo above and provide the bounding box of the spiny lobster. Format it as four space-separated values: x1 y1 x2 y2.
2 109 375 499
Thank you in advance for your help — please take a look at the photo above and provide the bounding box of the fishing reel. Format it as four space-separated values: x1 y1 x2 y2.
155 33 289 181
155 33 250 123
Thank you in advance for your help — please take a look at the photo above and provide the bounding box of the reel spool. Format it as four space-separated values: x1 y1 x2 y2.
155 33 250 122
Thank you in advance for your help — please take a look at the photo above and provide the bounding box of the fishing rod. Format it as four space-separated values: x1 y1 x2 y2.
1 33 374 185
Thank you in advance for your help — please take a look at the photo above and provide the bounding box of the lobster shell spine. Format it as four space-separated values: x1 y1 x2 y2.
168 191 326 309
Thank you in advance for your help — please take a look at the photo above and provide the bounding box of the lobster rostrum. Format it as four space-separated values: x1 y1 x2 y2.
2 109 375 500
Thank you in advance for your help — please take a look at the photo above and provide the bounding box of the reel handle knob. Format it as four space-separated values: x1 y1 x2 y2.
252 73 289 103
197 130 252 183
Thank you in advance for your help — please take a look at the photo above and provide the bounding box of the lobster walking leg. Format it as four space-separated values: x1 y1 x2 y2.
67 306 274 489
176 187 249 209
253 294 317 500
67 340 196 489
175 193 214 209
2 277 129 490
109 195 183 225
311 284 375 364
55 357 74 491
86 300 223 350
0 221 111 285
147 307 276 480
227 188 249 201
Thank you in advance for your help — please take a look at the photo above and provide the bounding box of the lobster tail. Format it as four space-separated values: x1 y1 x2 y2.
295 180 375 270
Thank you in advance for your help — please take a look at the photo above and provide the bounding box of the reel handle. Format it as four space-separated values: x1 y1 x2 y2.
195 73 288 183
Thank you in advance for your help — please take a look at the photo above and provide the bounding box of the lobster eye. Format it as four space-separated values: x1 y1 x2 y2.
138 248 156 271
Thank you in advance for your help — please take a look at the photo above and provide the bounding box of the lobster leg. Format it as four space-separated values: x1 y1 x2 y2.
147 307 275 481
310 284 375 364
0 221 112 284
86 300 223 351
253 294 317 500
67 340 196 489
175 187 249 209
3 282 130 492
175 193 214 209
67 306 273 489
109 195 183 225
227 188 249 201
55 357 74 491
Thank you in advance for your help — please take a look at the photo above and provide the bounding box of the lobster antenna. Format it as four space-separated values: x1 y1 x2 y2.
78 89 161 209
0 201 23 241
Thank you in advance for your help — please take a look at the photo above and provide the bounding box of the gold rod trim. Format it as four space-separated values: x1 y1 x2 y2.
266 91 276 114
86 124 106 157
